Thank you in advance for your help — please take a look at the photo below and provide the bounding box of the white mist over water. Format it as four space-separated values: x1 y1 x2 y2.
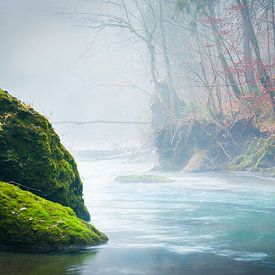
77 158 275 274
1 158 275 274
0 0 152 150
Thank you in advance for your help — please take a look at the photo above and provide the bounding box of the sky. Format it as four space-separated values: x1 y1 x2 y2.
0 0 152 149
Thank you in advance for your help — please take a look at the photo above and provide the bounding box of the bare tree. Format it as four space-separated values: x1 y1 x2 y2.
236 0 275 111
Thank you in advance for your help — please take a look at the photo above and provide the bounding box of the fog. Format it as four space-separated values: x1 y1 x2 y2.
0 0 152 149
1 1 275 273
1 0 274 155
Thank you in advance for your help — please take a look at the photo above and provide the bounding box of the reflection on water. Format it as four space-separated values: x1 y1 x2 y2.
1 159 275 274
0 249 97 275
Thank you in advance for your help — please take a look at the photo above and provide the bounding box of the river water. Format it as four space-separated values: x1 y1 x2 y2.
1 158 275 275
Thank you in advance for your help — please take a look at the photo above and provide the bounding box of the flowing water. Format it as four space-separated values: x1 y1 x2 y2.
1 158 275 275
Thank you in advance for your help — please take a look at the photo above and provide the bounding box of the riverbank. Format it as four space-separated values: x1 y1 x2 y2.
154 118 275 177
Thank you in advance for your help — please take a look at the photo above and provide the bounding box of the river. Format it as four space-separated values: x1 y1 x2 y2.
1 158 275 275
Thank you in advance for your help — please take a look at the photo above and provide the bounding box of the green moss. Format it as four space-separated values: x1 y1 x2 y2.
255 139 275 168
0 182 107 252
249 167 261 172
264 167 275 177
229 137 275 171
115 175 175 183
0 90 89 220
229 154 256 170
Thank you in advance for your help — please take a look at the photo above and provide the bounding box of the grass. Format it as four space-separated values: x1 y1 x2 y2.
115 174 175 183
0 181 108 253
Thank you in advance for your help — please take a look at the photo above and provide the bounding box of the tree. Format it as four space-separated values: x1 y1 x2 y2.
79 0 184 128
236 0 275 112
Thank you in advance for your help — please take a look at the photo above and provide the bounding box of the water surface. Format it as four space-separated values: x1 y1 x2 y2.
1 159 275 274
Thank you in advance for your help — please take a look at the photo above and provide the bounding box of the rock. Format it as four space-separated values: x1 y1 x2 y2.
0 90 89 220
229 136 275 175
0 181 107 252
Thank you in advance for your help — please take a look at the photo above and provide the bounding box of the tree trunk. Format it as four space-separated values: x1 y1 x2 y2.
207 2 242 99
272 0 275 52
237 0 275 112
243 23 257 93
271 0 275 90
147 37 158 88
206 38 224 118
196 32 220 119
159 0 184 118
159 0 174 91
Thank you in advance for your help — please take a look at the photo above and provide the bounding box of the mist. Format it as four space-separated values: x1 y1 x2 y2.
0 0 151 149
1 0 275 274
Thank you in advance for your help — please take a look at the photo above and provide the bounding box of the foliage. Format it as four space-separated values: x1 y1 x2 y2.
0 90 90 221
229 137 275 171
0 181 107 252
176 0 275 119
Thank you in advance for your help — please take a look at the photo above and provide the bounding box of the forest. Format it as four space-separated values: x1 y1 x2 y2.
75 0 275 174
0 1 275 274
80 0 275 127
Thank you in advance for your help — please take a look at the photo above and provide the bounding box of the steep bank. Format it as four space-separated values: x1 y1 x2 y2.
0 90 89 220
0 182 107 252
155 118 275 176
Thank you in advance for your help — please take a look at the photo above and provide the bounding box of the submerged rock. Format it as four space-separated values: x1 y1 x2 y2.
0 89 89 220
0 181 107 252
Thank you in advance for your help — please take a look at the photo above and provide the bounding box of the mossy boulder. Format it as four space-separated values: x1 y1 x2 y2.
0 89 89 220
229 137 275 171
0 182 107 252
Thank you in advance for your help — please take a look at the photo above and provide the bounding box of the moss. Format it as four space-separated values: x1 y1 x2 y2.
264 167 275 177
155 124 194 170
115 175 175 183
248 166 261 172
0 90 89 220
0 182 107 252
229 154 256 170
255 139 275 168
229 137 275 171
155 118 261 171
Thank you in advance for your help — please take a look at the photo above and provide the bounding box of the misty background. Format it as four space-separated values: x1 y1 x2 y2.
0 0 152 149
